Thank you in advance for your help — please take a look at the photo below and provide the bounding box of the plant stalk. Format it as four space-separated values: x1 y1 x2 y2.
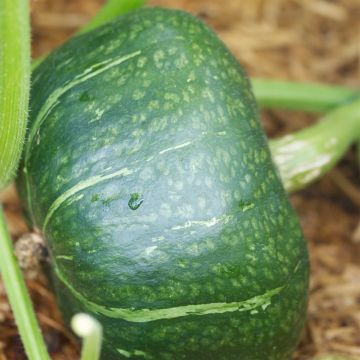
270 98 360 192
0 0 31 190
252 78 359 113
0 1 51 359
0 208 50 360
77 0 146 35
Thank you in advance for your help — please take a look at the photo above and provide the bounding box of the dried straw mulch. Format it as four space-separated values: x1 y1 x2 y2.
0 0 359 359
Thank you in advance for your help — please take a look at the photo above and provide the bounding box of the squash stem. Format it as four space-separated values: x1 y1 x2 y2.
77 0 146 35
0 208 51 360
270 98 360 192
252 78 359 113
0 0 31 189
71 313 103 360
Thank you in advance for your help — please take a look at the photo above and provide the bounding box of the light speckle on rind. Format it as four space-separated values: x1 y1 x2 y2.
147 100 160 110
175 53 189 69
133 89 146 100
137 56 148 68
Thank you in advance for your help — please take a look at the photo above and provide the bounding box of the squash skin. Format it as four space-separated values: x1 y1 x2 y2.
19 8 309 360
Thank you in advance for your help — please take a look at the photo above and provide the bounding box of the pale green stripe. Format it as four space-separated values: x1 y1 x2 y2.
24 50 141 216
55 266 284 323
170 214 232 231
26 50 141 155
117 348 148 358
43 167 133 231
56 255 73 261
158 141 192 155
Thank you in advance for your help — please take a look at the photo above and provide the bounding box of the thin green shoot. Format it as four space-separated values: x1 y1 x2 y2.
77 0 146 35
72 313 103 360
0 208 50 360
252 78 359 113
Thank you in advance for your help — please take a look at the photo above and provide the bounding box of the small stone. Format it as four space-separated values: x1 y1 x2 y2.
14 233 48 279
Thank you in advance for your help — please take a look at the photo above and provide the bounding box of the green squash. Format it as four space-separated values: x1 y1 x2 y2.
18 7 309 360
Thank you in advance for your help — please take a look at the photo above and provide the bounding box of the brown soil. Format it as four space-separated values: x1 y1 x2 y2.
0 0 359 359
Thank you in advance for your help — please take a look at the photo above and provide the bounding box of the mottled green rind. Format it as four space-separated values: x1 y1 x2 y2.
18 8 309 360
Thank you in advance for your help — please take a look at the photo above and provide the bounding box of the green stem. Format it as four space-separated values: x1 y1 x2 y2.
253 79 360 192
270 98 360 192
252 78 359 113
0 208 50 360
77 0 146 35
0 0 31 190
72 313 103 360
